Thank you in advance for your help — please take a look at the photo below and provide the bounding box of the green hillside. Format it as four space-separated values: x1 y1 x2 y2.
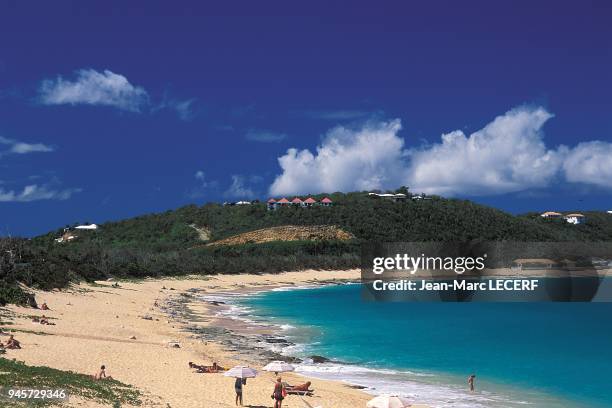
2 191 612 305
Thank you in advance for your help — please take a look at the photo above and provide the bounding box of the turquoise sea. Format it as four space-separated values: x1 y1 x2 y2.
238 284 612 408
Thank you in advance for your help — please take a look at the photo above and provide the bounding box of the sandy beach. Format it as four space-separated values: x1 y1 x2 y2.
1 270 431 408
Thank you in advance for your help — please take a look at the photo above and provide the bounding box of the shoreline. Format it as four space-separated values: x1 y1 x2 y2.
226 283 597 408
2 271 595 407
3 270 410 408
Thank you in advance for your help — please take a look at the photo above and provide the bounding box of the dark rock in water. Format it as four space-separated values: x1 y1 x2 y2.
347 384 367 389
278 355 302 364
265 337 289 344
310 355 331 364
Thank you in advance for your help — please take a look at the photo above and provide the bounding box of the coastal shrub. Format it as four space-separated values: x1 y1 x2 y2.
0 358 141 406
2 191 612 304
0 283 29 306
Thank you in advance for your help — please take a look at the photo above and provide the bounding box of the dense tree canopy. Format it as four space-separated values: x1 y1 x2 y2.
2 191 611 305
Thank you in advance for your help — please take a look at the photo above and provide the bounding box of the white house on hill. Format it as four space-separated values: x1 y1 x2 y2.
75 224 99 230
368 192 407 202
564 213 586 225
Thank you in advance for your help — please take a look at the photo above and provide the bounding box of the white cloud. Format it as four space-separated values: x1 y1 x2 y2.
269 106 612 196
563 141 612 188
172 99 197 121
194 170 217 188
407 107 562 195
39 69 149 112
270 119 408 196
188 170 218 199
0 136 53 155
10 142 54 154
246 130 287 143
155 97 198 121
224 175 260 198
0 184 81 202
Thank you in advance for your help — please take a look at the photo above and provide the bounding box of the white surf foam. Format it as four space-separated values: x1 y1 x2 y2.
195 286 569 408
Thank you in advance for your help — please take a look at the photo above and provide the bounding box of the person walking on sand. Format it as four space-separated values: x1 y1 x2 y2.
272 376 286 408
234 377 243 406
468 374 476 392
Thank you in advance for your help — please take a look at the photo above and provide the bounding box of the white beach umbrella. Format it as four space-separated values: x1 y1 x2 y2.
366 395 412 408
223 365 258 378
263 360 295 373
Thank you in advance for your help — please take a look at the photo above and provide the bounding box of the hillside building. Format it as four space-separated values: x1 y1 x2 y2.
266 196 332 210
564 213 586 225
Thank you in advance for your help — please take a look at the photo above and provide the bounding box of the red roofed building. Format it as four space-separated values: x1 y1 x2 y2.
304 197 317 206
267 196 331 210
321 197 333 206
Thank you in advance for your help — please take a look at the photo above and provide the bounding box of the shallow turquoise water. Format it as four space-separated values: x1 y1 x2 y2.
242 284 612 407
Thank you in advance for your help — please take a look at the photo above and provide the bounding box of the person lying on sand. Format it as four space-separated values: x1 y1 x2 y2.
188 362 209 373
287 381 312 392
33 315 55 325
6 335 21 349
92 365 113 380
40 302 49 310
188 362 226 373
211 362 227 372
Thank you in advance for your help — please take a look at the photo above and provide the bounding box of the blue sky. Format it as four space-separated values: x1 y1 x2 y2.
1 1 611 236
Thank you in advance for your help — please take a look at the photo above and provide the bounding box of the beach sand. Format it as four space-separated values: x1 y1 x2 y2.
1 270 432 408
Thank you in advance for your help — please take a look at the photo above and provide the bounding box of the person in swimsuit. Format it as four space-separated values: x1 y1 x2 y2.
468 374 476 392
6 335 21 349
272 376 285 408
234 377 243 406
188 362 208 373
93 365 113 380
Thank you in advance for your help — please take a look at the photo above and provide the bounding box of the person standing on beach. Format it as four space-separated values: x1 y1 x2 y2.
234 377 243 406
468 374 476 392
272 377 286 408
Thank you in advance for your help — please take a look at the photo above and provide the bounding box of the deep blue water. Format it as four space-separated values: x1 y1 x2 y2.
242 284 612 407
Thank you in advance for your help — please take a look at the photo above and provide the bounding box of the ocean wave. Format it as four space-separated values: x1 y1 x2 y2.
270 284 319 292
295 361 533 408
194 285 566 408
